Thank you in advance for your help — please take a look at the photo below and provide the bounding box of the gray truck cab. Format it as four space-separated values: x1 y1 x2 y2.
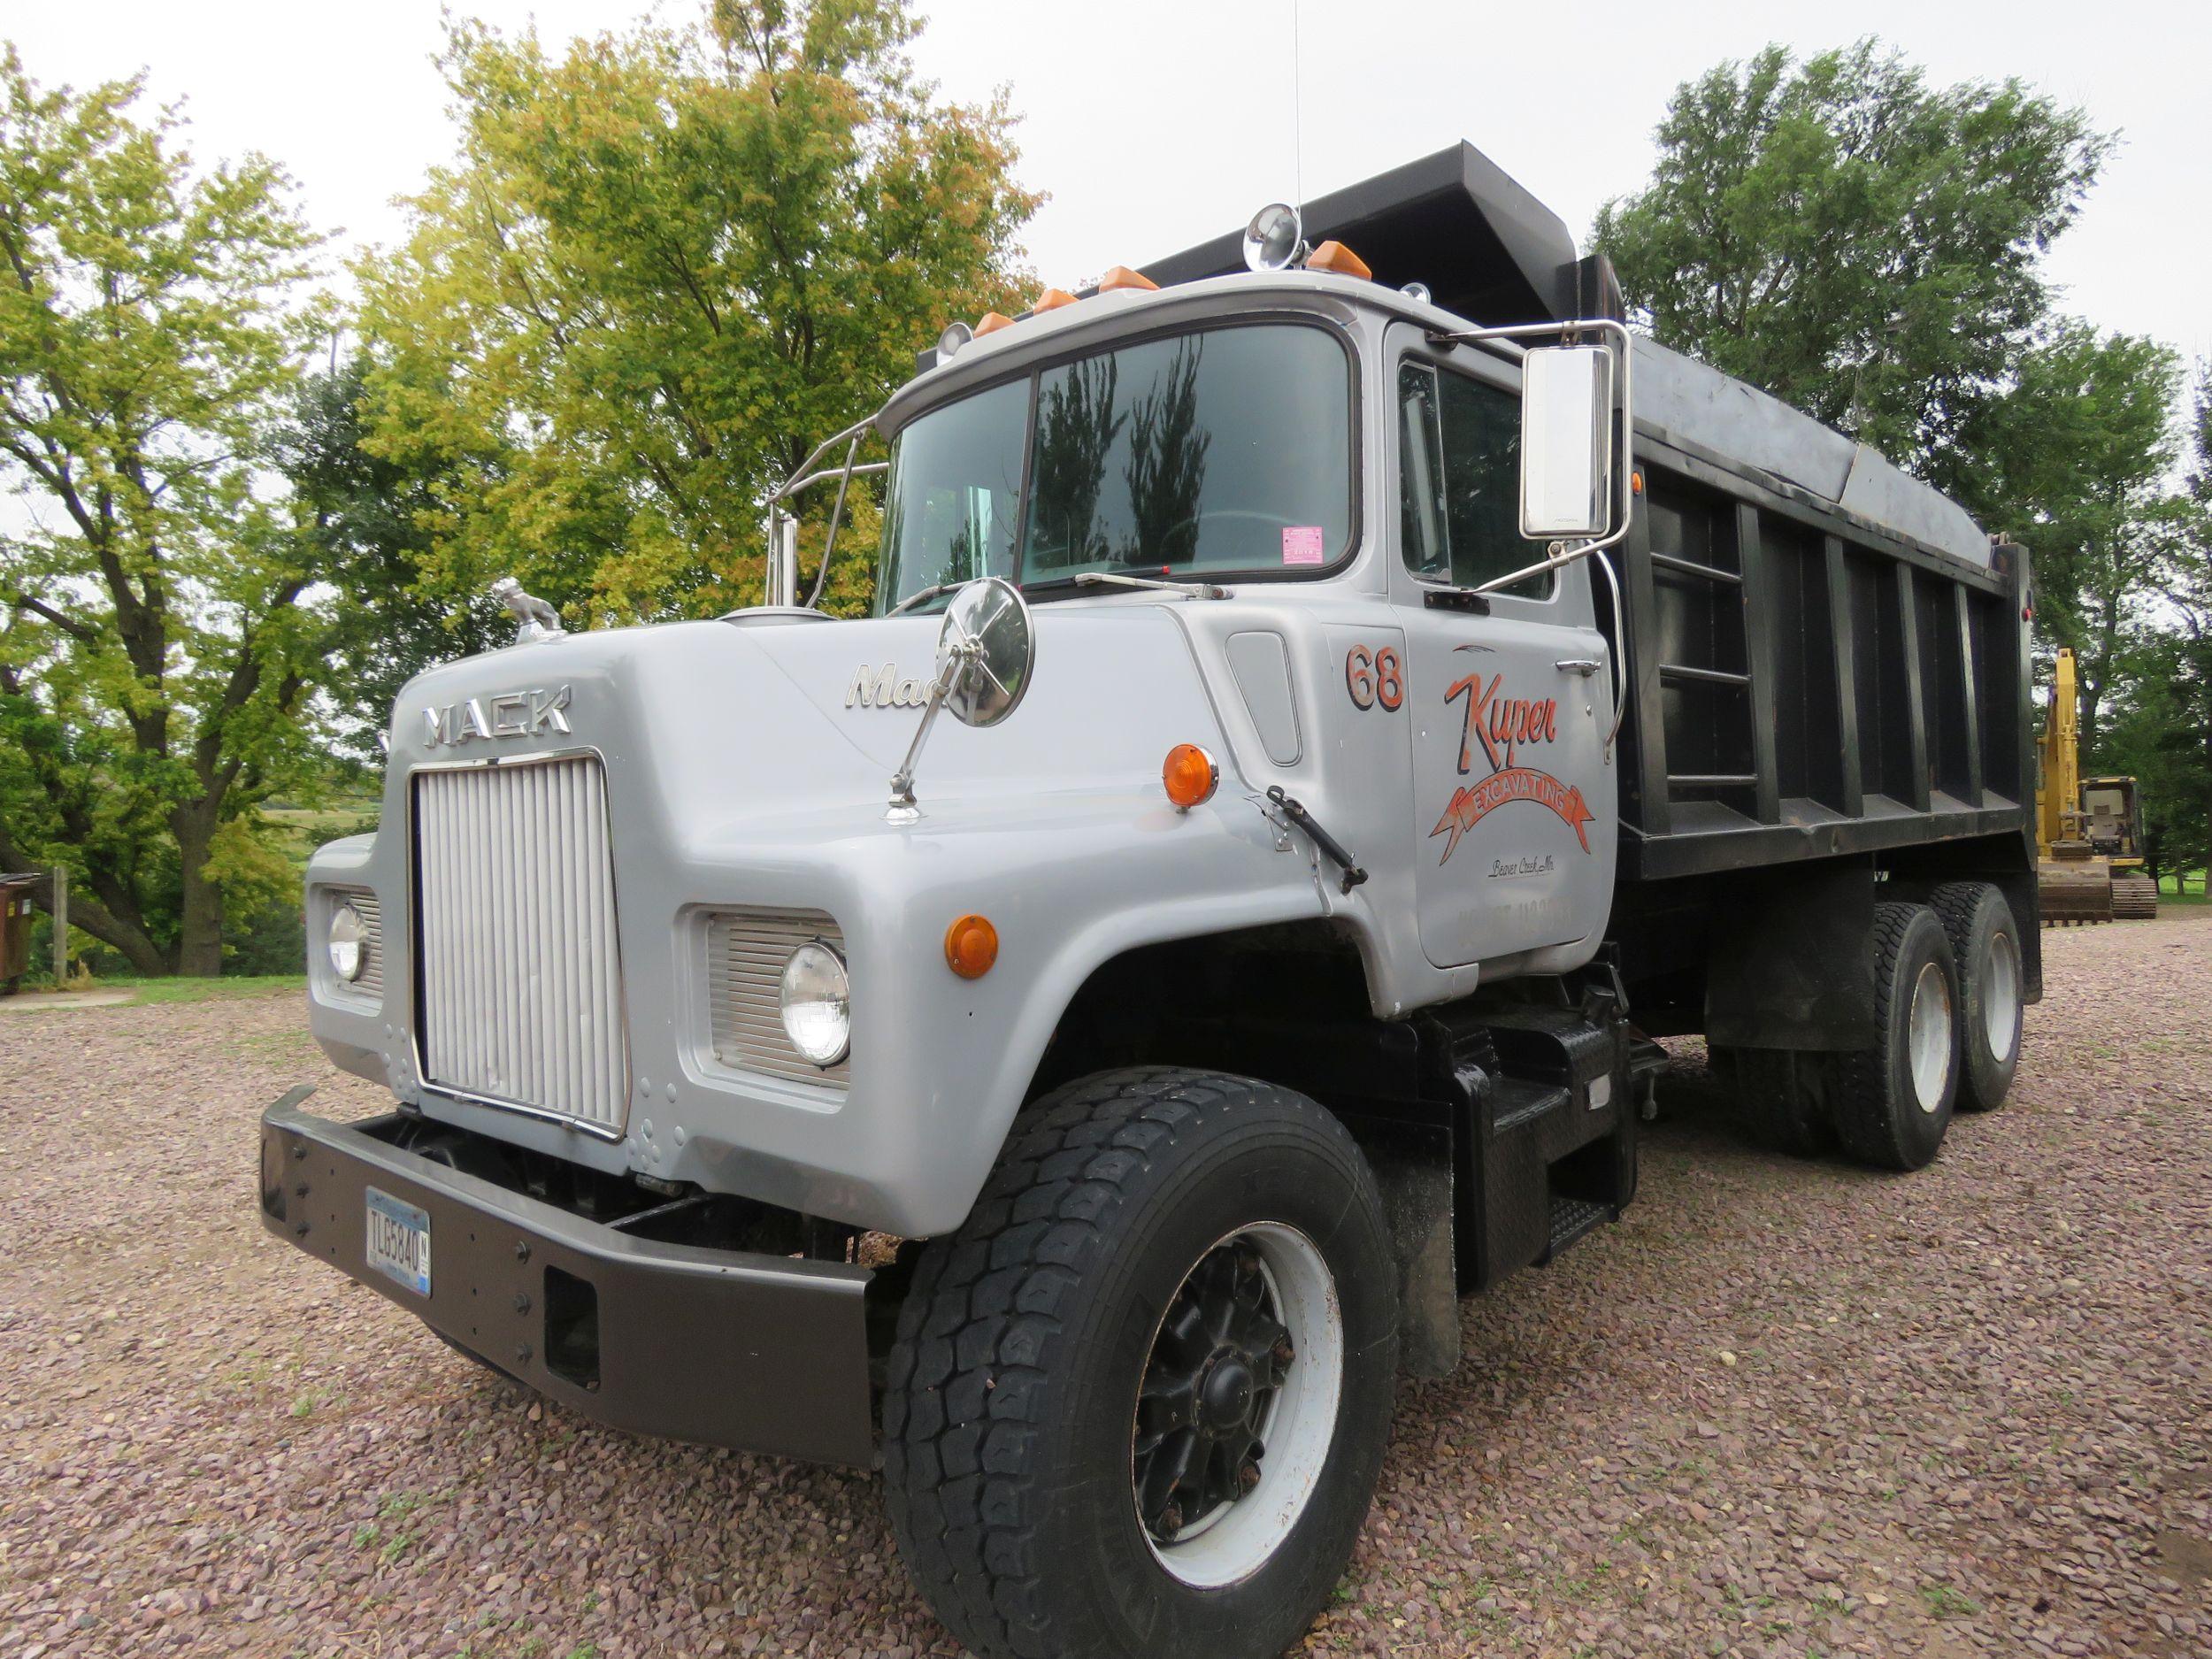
264 143 2035 1659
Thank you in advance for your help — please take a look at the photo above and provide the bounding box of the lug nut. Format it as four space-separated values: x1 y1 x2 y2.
1239 1461 1262 1494
1271 1335 1295 1367
1157 1503 1184 1540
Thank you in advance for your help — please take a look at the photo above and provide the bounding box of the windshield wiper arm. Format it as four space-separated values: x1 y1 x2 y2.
1072 571 1232 601
892 568 1233 614
887 582 955 616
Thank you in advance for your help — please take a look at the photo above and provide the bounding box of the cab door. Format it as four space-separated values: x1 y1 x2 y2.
1390 331 1619 970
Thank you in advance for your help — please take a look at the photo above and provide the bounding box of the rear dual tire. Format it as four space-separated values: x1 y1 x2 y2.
1929 881 2022 1113
1732 885 2019 1171
1830 901 1962 1171
883 1067 1397 1659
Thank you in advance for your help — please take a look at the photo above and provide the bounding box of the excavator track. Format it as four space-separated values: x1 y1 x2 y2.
2111 876 2160 920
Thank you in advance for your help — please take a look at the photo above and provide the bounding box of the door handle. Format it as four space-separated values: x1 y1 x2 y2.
1555 657 1603 676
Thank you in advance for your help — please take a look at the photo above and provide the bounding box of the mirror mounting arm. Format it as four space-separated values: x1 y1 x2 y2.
886 670 954 822
1424 315 1635 575
1426 316 1635 764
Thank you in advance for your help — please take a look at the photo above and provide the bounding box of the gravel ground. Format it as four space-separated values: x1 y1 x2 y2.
3 915 2208 1659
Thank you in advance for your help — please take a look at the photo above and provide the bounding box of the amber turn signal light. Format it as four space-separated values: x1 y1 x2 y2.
1163 743 1219 810
1097 265 1159 293
1305 240 1372 280
944 914 999 979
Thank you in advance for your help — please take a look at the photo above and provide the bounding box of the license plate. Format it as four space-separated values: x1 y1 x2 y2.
365 1187 432 1296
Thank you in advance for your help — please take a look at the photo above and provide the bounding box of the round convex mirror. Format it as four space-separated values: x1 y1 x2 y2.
935 577 1034 727
1243 202 1304 272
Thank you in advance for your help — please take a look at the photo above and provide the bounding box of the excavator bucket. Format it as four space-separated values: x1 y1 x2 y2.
2039 847 2115 926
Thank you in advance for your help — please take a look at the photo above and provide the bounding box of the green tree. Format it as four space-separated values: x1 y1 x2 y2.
1593 40 2108 511
0 47 332 974
2139 370 2212 881
277 355 506 759
1977 324 2183 751
356 0 1037 626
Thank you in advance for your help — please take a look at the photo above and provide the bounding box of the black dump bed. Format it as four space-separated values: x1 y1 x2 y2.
1151 143 2034 888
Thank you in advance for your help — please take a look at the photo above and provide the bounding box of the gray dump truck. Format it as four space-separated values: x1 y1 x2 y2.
264 143 2039 1659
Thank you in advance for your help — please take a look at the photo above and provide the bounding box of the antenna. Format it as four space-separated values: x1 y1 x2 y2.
1290 0 1304 209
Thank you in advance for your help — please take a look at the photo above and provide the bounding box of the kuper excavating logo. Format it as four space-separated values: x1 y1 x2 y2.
1430 658 1594 864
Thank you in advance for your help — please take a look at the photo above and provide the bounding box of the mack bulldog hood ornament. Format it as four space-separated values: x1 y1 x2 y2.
490 576 565 644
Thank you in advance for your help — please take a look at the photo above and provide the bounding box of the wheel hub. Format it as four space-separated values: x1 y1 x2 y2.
1133 1243 1292 1544
1198 1353 1256 1432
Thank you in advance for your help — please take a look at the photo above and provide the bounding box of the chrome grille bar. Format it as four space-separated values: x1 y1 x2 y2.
414 756 628 1133
351 890 384 999
705 910 850 1087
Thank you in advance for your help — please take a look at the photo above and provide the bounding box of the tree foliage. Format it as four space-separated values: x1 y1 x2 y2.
1598 40 2206 846
355 0 1038 626
278 355 507 758
1594 40 2108 512
0 46 333 973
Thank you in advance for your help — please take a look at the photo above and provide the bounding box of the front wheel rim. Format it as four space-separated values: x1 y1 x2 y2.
1908 960 1954 1113
1132 1221 1344 1588
1983 929 2021 1064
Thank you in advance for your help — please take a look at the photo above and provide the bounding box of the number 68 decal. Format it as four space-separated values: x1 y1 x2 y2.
1345 644 1403 711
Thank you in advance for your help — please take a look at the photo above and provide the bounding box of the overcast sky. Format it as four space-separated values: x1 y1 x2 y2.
10 0 2208 367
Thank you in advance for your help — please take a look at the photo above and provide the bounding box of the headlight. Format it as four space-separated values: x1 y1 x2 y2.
779 940 850 1067
327 902 368 982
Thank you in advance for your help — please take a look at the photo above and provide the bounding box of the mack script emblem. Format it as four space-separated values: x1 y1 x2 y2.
1431 663 1594 864
847 664 931 710
422 685 572 748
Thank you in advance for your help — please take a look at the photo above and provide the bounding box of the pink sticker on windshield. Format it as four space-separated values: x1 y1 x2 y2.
1282 526 1325 565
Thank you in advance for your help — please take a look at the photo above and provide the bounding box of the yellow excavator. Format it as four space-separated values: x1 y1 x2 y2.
2036 648 2159 923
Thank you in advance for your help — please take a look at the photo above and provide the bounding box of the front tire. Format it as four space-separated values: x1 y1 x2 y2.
1930 881 2022 1112
1831 902 1962 1171
883 1067 1398 1659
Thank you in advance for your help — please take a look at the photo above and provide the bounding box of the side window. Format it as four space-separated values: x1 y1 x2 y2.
1397 360 1550 596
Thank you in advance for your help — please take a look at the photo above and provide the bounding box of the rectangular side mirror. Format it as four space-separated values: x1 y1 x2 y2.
1519 345 1616 541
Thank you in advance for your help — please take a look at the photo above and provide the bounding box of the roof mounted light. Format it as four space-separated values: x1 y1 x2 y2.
1243 203 1305 272
1305 240 1371 280
937 319 973 360
1401 281 1432 304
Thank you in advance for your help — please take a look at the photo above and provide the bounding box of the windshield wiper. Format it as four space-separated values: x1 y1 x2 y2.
887 582 956 616
1071 571 1232 601
889 566 1233 615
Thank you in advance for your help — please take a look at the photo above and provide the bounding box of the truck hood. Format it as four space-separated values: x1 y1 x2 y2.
387 603 1229 828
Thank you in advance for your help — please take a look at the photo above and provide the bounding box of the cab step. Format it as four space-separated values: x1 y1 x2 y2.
1540 1194 1613 1263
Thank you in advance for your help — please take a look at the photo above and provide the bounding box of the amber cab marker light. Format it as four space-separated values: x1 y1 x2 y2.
1097 265 1159 294
1305 240 1372 280
944 914 999 979
1163 743 1219 811
974 311 1016 337
1033 287 1079 313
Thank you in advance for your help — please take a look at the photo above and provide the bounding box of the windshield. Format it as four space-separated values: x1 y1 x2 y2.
876 323 1353 611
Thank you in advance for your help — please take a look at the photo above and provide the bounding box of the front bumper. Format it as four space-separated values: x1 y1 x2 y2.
257 1089 877 1467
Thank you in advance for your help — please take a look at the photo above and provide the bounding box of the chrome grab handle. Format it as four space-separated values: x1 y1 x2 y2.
1555 657 1603 675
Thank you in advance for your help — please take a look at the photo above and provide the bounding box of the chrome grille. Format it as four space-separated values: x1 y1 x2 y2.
349 890 384 999
705 910 850 1087
414 757 628 1133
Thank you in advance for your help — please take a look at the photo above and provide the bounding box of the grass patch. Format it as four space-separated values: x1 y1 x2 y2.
115 973 305 1006
1918 1583 1981 1619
